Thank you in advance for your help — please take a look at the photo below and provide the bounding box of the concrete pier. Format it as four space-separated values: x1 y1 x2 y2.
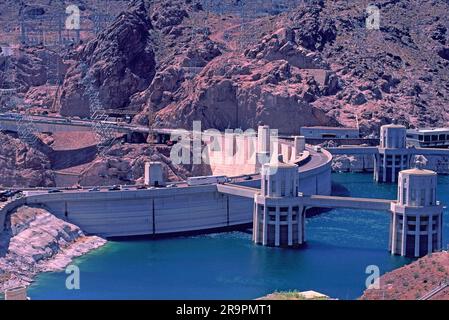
329 124 449 180
374 125 410 183
390 168 443 257
250 153 443 256
253 156 304 247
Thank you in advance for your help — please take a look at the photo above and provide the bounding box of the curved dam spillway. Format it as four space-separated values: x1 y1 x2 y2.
204 133 333 197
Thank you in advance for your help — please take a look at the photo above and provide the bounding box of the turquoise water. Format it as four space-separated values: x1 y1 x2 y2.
25 173 449 300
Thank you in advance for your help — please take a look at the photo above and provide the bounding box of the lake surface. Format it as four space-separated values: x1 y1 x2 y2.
26 173 449 300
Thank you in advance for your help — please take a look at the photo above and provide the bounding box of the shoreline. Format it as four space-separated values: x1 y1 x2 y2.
0 205 107 294
360 252 449 300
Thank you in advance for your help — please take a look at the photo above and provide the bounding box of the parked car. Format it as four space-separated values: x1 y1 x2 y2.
3 190 21 197
48 189 62 193
88 187 100 192
108 185 120 191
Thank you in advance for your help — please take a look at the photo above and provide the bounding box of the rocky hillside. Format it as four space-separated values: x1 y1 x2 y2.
0 206 106 293
1 0 449 186
0 0 128 111
52 0 449 135
58 0 156 117
0 132 55 187
361 252 449 300
77 143 190 186
302 0 449 135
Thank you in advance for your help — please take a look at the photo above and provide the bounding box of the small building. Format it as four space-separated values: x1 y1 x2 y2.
406 128 449 148
144 161 165 187
300 126 359 139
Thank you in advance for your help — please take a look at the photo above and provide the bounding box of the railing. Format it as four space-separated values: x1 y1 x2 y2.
418 281 449 300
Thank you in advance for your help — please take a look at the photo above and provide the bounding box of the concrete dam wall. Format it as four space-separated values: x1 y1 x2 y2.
22 186 255 237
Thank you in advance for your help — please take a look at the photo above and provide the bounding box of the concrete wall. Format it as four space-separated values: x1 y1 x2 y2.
332 154 375 172
0 119 93 133
418 153 449 174
305 138 380 147
23 186 254 237
298 161 332 196
0 198 26 232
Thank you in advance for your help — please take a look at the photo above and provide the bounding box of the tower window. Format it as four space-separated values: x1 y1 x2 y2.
420 189 426 206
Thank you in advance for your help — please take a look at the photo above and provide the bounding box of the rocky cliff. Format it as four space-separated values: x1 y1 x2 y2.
3 0 449 134
77 143 190 186
1 0 449 186
58 0 156 117
360 252 449 300
0 132 55 187
0 206 106 293
67 0 449 134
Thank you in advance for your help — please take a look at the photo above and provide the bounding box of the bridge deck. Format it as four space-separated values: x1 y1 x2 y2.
304 195 392 211
217 184 393 211
216 183 260 198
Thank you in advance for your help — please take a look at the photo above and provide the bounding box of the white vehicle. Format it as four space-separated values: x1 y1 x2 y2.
313 146 322 153
187 175 228 186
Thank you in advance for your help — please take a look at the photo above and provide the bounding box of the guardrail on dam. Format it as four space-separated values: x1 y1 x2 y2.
2 184 257 237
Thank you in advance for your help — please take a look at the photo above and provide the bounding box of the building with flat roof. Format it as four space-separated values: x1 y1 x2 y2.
300 126 359 139
407 128 449 148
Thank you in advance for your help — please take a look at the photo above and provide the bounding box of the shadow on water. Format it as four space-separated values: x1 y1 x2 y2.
331 181 351 197
107 224 253 242
305 180 351 217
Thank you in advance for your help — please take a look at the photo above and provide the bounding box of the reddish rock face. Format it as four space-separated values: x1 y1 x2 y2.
0 133 55 188
36 0 449 134
156 54 338 134
1 0 449 187
2 0 449 134
77 143 190 187
360 252 449 300
57 0 156 117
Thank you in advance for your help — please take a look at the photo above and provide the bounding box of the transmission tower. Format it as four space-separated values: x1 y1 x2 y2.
80 62 117 155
